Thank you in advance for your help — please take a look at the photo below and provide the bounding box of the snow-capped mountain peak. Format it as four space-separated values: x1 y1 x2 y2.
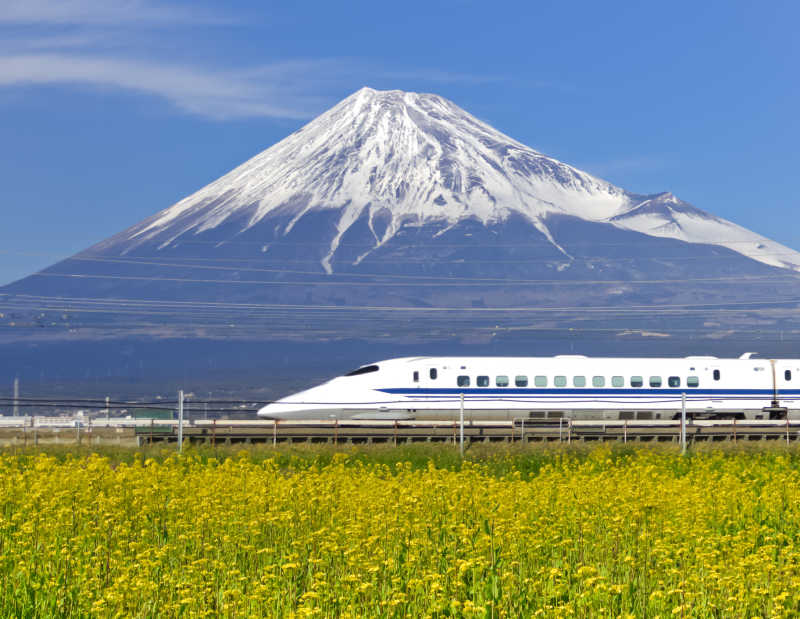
113 87 800 273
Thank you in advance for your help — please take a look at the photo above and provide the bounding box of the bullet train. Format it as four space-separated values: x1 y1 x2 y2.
257 355 800 421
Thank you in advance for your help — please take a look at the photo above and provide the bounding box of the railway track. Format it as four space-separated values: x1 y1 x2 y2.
3 417 799 446
139 418 800 445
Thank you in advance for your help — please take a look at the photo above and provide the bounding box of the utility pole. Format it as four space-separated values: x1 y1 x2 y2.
13 377 19 417
459 393 465 457
177 389 184 453
681 393 687 455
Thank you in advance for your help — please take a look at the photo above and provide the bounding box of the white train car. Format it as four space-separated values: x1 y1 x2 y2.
257 355 800 421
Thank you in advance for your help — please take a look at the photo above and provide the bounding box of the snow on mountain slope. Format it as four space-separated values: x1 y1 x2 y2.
114 87 800 273
610 192 796 270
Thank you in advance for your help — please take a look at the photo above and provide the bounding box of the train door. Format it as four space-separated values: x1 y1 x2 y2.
708 364 724 410
775 362 796 390
775 361 799 410
776 361 800 414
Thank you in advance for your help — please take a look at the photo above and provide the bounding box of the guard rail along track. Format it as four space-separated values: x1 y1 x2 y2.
3 417 800 446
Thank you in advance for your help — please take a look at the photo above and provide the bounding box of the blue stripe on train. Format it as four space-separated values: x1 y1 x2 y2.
378 388 800 396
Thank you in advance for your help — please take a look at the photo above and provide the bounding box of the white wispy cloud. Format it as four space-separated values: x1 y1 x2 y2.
0 54 333 119
0 0 504 120
5 32 113 52
0 0 329 119
0 0 224 25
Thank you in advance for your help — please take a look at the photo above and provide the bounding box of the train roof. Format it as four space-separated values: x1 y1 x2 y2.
376 355 800 365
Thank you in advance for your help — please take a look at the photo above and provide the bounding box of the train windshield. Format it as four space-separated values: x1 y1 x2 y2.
344 365 379 377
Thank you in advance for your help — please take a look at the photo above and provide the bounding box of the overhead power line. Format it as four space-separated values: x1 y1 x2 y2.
128 237 800 249
4 291 800 312
26 270 800 288
54 256 800 285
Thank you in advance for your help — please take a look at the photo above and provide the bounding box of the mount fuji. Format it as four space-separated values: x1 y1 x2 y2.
4 87 800 353
89 87 800 273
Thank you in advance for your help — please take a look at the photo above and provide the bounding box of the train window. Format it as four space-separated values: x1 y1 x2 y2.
631 376 643 388
650 376 662 387
687 376 700 387
668 376 681 388
413 371 419 382
457 375 470 387
534 375 547 387
345 364 379 376
612 376 624 387
786 370 792 381
515 375 528 387
496 375 509 387
554 376 567 387
430 368 438 380
477 376 490 387
573 376 586 387
713 369 721 381
592 376 605 387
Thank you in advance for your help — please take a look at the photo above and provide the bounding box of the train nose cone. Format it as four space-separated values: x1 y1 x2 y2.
257 400 316 419
257 403 285 418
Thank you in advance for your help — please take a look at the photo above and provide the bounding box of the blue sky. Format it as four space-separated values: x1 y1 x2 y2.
0 0 798 285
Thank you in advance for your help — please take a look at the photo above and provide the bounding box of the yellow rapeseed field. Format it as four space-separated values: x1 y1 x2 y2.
0 446 799 617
